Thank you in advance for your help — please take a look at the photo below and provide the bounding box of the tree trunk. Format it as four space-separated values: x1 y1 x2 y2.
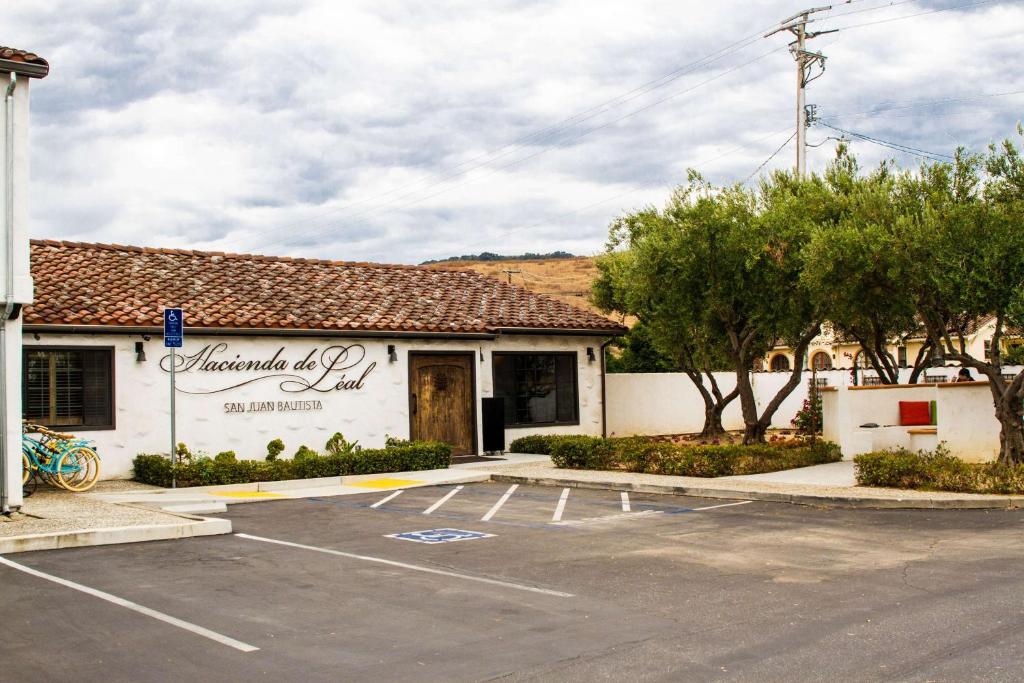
701 403 727 437
996 397 1024 465
742 326 819 444
743 419 768 444
681 365 737 438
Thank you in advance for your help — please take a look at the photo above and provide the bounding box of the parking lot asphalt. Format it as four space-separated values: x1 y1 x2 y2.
3 482 1024 682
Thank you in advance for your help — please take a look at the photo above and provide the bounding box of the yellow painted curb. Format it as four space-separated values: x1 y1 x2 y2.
347 478 424 489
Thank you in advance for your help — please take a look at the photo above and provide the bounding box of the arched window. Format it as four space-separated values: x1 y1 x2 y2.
811 351 832 370
853 351 871 368
770 354 791 371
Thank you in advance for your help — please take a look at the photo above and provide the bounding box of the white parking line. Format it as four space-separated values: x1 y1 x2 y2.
423 485 463 515
620 491 631 512
692 500 754 511
481 484 519 521
554 510 663 527
551 488 570 522
0 555 259 652
236 533 573 598
370 489 404 508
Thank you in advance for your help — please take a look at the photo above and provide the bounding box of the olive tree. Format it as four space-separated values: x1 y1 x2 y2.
802 148 934 384
594 170 826 443
899 130 1024 464
593 236 737 437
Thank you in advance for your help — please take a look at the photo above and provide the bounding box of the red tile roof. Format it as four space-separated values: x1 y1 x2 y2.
0 46 49 77
25 240 625 336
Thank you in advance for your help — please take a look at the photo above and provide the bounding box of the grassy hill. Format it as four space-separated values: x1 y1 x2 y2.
427 256 622 319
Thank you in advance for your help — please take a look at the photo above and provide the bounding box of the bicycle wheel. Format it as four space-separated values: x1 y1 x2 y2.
56 447 101 492
22 452 31 485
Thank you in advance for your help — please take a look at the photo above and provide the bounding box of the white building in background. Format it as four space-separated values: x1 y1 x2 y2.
21 240 625 481
1 46 48 512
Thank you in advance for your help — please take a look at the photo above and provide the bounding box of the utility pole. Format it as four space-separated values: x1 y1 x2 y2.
501 268 521 285
766 6 837 178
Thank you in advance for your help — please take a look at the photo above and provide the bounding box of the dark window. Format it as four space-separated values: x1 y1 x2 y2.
23 347 114 429
770 354 790 371
492 353 578 427
897 346 908 367
810 352 832 370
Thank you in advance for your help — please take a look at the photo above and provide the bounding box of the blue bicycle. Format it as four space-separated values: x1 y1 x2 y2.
22 422 101 492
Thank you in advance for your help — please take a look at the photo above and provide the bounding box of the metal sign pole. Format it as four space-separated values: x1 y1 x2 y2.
170 346 176 489
164 307 183 489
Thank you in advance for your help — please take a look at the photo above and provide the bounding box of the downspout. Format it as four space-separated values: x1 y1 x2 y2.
600 338 614 438
0 72 17 514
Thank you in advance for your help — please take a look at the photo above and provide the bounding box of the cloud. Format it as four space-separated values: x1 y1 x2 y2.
7 0 1024 263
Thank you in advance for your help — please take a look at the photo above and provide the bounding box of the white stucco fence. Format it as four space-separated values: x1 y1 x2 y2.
606 367 1018 460
605 370 848 436
822 382 1002 462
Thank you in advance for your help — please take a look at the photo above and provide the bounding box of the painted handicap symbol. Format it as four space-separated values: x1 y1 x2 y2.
386 528 495 544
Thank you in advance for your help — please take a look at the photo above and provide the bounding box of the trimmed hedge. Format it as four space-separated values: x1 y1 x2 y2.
508 434 575 455
855 447 1024 494
514 433 841 477
133 440 452 488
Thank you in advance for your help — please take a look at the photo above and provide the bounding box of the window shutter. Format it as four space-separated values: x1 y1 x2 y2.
82 350 113 426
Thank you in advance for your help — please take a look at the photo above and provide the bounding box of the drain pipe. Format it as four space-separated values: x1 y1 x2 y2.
0 72 17 515
600 338 614 438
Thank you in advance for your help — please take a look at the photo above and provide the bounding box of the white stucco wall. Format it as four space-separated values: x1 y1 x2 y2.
605 370 846 437
2 74 35 509
822 381 1002 461
22 332 605 478
936 383 1001 462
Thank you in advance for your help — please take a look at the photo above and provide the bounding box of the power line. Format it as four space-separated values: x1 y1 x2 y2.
438 124 795 257
254 44 790 252
239 0 928 250
818 122 955 161
232 25 785 247
832 0 1011 31
743 132 798 184
818 89 1024 121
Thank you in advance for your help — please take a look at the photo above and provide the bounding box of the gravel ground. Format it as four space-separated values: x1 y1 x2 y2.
1 486 188 538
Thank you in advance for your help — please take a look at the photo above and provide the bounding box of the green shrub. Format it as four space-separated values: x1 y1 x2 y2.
132 454 173 487
325 432 361 456
293 445 318 461
855 445 1024 494
550 436 615 469
266 438 285 462
214 450 237 464
535 434 841 477
508 434 580 455
132 439 453 487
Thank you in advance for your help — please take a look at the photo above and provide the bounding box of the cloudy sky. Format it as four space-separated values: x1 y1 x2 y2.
7 0 1024 264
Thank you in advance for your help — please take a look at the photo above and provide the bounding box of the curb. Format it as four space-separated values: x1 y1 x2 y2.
0 517 232 554
489 474 1024 509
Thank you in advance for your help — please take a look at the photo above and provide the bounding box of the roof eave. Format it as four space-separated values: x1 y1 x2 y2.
23 323 497 340
495 326 626 337
0 58 49 79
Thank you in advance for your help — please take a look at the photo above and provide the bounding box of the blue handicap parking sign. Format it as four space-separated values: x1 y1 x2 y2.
164 308 184 348
386 528 495 544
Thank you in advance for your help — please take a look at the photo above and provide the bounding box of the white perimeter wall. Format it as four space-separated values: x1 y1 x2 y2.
24 332 605 478
606 367 1019 449
606 370 837 436
822 382 1002 461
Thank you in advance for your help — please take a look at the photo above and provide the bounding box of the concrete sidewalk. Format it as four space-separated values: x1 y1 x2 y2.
478 458 1024 509
725 460 857 486
0 481 230 554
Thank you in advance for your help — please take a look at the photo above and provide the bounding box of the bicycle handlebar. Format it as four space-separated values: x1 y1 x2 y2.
22 422 76 440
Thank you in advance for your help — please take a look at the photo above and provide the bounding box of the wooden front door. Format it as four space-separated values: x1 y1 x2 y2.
409 353 475 456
